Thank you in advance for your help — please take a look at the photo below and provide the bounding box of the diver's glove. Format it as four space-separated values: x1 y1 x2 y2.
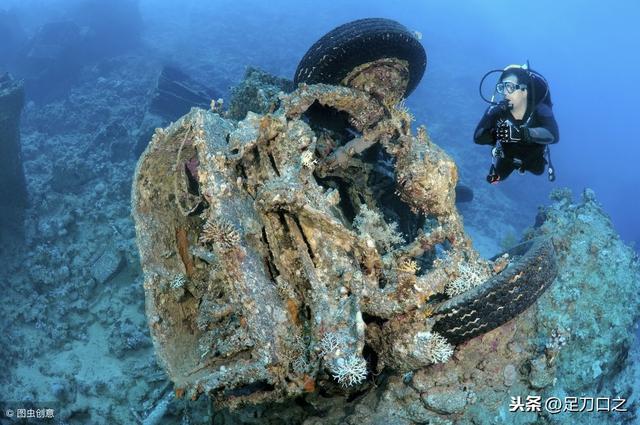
496 122 530 143
491 146 504 158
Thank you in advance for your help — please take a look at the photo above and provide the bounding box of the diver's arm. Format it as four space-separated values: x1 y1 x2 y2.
525 127 555 144
474 105 501 145
523 104 559 145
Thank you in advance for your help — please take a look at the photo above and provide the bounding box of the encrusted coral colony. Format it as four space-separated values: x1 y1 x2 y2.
132 73 527 409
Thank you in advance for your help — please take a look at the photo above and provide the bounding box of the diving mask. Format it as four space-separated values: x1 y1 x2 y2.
496 81 527 95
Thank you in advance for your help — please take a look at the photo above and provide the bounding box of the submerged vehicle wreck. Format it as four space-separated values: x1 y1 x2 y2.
132 18 558 410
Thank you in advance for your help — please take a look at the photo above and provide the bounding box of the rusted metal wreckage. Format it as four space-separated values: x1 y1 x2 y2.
132 18 557 409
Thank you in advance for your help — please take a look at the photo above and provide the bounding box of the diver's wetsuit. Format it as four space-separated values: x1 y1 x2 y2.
474 101 559 181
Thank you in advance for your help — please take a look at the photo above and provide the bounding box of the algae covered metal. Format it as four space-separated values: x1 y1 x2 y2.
132 18 557 409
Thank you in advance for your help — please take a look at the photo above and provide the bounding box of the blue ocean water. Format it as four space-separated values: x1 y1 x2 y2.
2 0 638 245
170 0 636 250
0 0 638 424
136 0 640 249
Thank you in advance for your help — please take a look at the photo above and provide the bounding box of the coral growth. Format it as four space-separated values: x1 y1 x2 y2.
416 331 454 364
444 261 492 297
352 204 405 253
198 216 241 248
318 332 342 357
395 258 420 274
300 150 317 168
330 354 368 387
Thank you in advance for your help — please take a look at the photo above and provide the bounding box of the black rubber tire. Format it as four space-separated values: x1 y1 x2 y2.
431 237 558 345
294 18 427 98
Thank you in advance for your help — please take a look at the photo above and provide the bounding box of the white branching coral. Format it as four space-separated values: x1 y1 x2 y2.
331 354 368 387
320 333 368 386
319 333 339 357
353 204 404 253
300 150 317 168
199 216 241 248
169 273 188 301
170 274 187 289
415 331 454 364
319 331 348 357
445 262 491 297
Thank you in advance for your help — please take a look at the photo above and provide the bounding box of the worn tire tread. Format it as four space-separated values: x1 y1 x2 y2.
432 237 558 345
294 18 426 97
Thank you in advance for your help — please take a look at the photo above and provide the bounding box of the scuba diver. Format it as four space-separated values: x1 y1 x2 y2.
474 63 559 183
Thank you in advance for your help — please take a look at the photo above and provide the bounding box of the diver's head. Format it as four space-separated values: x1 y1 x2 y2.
497 66 530 112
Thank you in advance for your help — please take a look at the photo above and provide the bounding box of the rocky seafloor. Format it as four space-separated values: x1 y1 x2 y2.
0 55 638 425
